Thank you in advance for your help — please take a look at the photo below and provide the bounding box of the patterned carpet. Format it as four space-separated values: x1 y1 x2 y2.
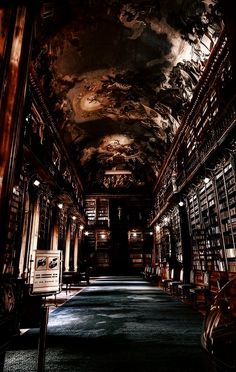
4 277 214 372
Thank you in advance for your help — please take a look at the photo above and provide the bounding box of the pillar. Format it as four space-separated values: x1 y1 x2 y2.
64 222 71 272
51 224 59 251
73 229 79 272
0 4 34 275
18 189 30 278
50 205 59 251
28 194 41 284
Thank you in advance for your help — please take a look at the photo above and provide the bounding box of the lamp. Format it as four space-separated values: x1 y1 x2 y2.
204 176 210 184
163 216 169 224
33 179 40 187
203 166 215 184
13 186 19 194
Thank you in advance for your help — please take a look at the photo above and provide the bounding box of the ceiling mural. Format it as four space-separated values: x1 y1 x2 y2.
32 0 222 192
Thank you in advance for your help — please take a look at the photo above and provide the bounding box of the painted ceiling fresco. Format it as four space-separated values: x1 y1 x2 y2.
33 0 222 192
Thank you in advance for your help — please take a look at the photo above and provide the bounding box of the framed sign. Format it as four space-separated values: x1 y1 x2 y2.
32 250 62 295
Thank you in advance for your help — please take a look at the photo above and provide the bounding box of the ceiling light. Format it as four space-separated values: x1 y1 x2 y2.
149 232 153 235
84 231 89 236
72 216 76 220
178 201 184 207
57 203 63 209
13 186 18 194
204 176 210 184
33 179 40 186
105 170 132 175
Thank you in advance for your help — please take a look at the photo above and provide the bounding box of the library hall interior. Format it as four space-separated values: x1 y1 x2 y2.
1 0 236 371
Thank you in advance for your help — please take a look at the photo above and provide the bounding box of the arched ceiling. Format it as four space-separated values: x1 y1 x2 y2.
33 0 222 193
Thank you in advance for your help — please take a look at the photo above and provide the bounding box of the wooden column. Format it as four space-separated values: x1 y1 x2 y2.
50 206 59 251
18 189 30 278
0 5 34 275
51 224 59 251
73 229 79 272
64 223 71 272
28 194 41 284
78 227 85 268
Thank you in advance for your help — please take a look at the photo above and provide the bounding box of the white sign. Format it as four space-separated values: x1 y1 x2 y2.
32 250 62 294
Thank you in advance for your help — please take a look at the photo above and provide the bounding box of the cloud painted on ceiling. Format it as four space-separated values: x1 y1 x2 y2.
33 0 222 191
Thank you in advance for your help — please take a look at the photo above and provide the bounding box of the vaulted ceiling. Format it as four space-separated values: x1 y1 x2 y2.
33 0 222 193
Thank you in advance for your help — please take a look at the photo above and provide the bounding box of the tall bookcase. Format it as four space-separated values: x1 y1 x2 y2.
170 207 182 262
85 198 96 226
95 229 110 268
214 161 236 272
97 199 109 227
5 174 24 273
85 197 110 227
37 193 51 250
187 158 236 273
143 231 153 266
128 229 143 269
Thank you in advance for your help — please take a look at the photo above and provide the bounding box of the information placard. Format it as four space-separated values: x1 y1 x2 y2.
32 250 62 294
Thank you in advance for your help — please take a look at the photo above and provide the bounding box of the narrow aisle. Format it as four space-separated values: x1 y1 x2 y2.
4 277 213 372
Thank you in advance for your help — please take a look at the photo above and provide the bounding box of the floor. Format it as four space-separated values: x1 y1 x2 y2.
3 276 214 372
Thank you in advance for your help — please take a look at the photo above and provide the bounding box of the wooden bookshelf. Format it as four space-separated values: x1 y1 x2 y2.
128 229 143 268
37 194 51 250
5 175 24 273
95 229 110 268
85 198 96 226
187 159 236 273
97 198 109 227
